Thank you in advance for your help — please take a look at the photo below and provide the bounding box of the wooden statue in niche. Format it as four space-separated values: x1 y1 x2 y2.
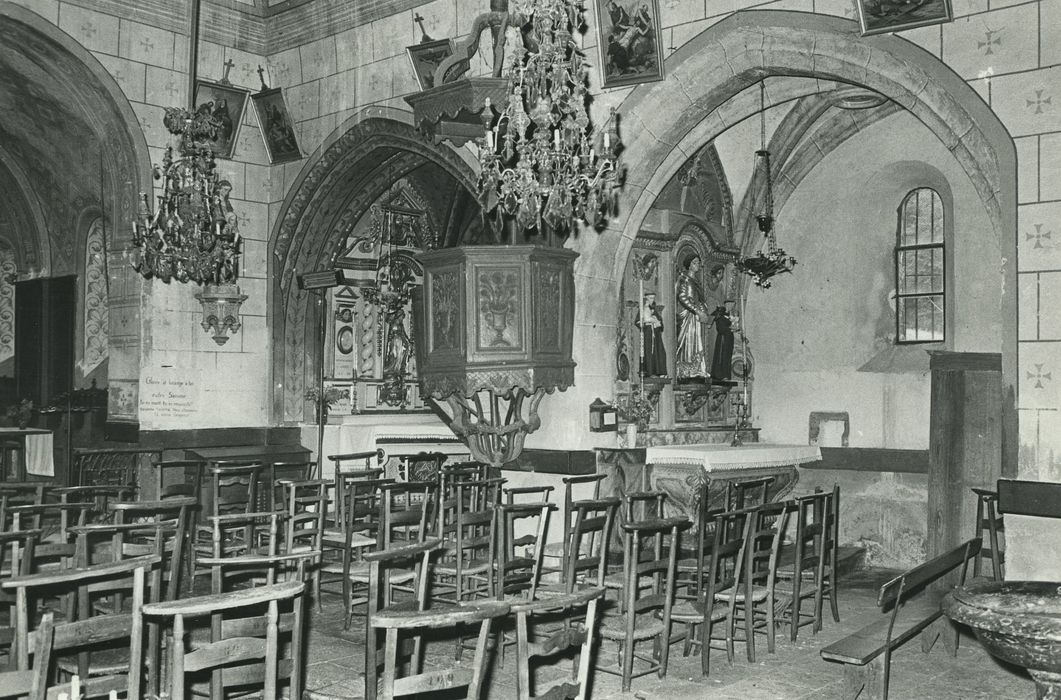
636 292 667 377
675 253 712 380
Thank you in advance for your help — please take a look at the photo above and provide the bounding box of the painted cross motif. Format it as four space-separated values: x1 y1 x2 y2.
1028 363 1052 389
163 81 181 100
1027 90 1053 115
140 38 154 53
1027 224 1053 249
81 23 97 38
977 29 1001 55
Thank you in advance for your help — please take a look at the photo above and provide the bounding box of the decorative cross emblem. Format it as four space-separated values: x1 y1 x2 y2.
221 58 235 85
140 38 154 53
1028 363 1052 389
80 23 97 37
1027 223 1053 249
977 29 1001 55
1027 89 1052 115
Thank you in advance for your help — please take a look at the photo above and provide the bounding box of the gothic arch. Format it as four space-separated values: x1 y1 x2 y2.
0 2 152 423
269 108 481 422
581 9 1016 462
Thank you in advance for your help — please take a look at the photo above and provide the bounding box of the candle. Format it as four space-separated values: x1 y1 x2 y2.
638 279 645 366
742 292 749 406
554 130 560 149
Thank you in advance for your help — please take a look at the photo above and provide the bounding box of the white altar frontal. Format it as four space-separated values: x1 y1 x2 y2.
301 412 468 480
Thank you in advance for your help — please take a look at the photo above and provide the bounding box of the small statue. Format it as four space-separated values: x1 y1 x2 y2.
635 292 667 377
710 304 735 382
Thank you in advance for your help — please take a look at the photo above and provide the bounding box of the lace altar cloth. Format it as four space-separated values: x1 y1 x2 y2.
644 442 822 471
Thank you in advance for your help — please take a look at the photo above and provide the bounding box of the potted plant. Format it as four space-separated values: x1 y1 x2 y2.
304 386 345 423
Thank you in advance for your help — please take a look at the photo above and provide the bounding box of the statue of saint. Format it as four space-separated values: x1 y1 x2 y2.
635 292 667 377
675 254 712 380
710 304 735 381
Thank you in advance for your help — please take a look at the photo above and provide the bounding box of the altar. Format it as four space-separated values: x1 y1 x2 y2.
597 442 821 524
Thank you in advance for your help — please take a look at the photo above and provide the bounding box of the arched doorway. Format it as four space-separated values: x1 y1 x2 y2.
269 109 483 423
0 3 151 434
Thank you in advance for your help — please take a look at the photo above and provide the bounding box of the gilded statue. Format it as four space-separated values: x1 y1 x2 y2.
675 254 712 380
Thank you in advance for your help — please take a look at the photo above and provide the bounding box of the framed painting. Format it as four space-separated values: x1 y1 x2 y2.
595 0 664 89
192 80 250 159
856 0 953 36
407 38 455 90
251 87 303 164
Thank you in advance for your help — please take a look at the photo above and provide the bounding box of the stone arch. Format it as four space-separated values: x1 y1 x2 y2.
269 108 481 422
578 8 1016 460
0 2 152 424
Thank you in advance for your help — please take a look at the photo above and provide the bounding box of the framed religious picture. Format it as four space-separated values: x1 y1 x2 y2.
595 0 664 89
192 79 250 159
407 38 455 90
251 87 303 164
855 0 953 36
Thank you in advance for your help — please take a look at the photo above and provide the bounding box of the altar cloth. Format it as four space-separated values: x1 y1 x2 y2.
0 427 54 477
644 442 822 471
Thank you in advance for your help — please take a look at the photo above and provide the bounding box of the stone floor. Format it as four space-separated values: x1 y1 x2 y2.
303 569 1035 699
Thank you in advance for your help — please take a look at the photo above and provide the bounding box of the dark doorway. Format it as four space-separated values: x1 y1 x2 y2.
15 276 76 406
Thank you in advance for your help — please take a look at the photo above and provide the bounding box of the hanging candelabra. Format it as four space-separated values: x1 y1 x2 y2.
476 0 623 241
737 81 797 289
130 0 247 345
131 110 242 285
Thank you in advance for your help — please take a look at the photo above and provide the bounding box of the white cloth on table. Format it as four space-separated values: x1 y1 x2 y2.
25 431 54 476
644 443 822 472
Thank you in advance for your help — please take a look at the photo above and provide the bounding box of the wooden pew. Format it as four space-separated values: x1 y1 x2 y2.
820 538 981 700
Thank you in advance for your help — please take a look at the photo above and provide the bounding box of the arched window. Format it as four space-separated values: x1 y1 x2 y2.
895 188 944 343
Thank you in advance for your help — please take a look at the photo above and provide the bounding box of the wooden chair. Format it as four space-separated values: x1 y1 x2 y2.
670 507 750 677
718 501 790 661
143 580 308 700
0 483 50 528
495 501 555 601
676 479 716 597
270 460 316 509
541 474 606 576
53 485 138 523
192 461 264 580
777 490 832 641
336 481 435 629
370 600 510 700
319 477 391 626
724 476 774 510
398 451 446 484
971 486 1005 581
281 479 329 603
109 497 195 600
2 554 160 697
434 478 502 607
597 515 689 692
150 458 205 501
362 538 444 700
603 490 667 595
67 515 184 698
563 497 619 592
8 502 92 573
511 587 605 700
200 511 286 593
0 611 53 700
0 529 43 663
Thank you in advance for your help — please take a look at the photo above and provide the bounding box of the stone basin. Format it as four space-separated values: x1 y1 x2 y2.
944 580 1061 699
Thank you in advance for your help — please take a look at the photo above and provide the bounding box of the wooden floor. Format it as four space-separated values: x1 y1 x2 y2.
301 567 1035 699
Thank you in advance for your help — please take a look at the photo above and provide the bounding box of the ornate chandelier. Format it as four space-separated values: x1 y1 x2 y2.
129 0 247 345
132 109 241 285
738 81 796 289
476 0 622 239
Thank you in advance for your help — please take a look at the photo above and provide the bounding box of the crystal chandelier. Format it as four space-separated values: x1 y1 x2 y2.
131 109 242 285
738 81 796 289
476 0 623 240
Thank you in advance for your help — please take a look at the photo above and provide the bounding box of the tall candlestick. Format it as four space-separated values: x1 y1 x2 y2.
638 278 645 367
742 292 749 406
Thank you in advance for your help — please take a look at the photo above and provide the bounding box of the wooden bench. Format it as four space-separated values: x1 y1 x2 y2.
820 537 981 700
